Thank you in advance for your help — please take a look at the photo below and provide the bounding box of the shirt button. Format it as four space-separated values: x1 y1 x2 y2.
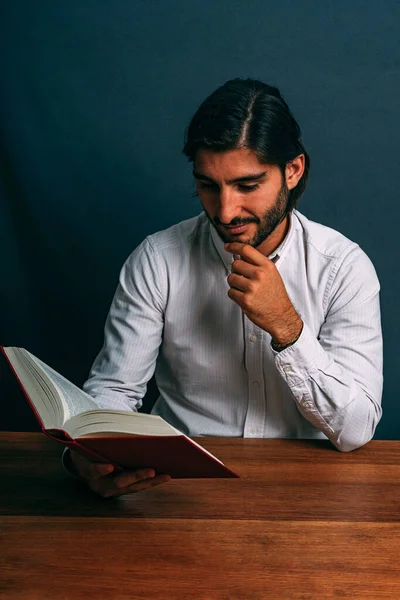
283 366 292 374
249 334 257 342
252 381 260 389
250 428 256 435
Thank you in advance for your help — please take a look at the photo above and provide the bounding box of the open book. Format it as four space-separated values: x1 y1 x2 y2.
1 347 238 478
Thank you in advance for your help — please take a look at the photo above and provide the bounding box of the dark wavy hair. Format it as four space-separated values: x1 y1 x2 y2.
183 78 310 210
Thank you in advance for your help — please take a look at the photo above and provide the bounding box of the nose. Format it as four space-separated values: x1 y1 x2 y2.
216 186 242 225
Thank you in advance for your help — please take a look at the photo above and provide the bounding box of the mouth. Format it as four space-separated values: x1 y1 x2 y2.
223 224 249 235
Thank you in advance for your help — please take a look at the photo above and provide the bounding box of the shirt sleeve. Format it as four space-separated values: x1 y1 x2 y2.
83 237 166 411
272 244 383 452
61 447 80 478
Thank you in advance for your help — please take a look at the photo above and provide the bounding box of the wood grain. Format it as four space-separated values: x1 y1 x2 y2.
1 432 400 599
1 518 400 599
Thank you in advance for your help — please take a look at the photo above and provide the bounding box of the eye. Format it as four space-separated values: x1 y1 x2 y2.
238 184 259 192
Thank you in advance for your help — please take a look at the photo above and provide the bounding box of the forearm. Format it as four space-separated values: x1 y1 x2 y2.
83 237 165 411
272 321 383 452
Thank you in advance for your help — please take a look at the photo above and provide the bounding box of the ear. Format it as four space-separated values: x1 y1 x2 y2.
285 154 305 190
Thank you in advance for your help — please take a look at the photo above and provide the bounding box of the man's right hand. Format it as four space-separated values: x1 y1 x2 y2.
69 450 171 498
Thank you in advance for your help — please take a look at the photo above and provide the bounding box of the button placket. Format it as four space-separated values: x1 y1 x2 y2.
243 318 266 438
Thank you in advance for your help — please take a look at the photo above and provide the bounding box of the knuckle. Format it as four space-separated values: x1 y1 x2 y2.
242 297 252 311
265 260 274 272
247 281 256 294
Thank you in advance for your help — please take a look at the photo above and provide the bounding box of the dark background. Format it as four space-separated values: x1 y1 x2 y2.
0 1 398 437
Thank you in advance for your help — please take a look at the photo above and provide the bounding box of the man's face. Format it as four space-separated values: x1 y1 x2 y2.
194 148 291 252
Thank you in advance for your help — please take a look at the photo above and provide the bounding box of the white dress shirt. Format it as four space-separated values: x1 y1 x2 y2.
83 209 383 451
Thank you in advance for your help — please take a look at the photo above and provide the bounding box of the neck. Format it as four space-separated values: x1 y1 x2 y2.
257 213 291 257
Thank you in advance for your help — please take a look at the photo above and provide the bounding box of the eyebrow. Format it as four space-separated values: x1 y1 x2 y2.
193 170 267 185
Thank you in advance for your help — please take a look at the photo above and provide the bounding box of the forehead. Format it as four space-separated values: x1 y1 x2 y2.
194 148 280 182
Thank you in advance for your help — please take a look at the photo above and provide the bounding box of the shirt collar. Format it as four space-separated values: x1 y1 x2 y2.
209 211 295 271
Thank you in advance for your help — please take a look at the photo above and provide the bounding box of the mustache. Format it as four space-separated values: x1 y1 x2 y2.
214 216 259 227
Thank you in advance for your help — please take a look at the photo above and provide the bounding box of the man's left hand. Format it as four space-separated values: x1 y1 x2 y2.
225 242 303 345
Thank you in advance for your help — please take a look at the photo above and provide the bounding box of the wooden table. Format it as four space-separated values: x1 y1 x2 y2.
1 433 400 599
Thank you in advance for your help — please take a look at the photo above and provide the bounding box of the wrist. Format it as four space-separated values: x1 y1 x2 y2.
271 319 303 351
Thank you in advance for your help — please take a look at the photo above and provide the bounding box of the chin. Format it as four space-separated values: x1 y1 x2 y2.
239 236 255 246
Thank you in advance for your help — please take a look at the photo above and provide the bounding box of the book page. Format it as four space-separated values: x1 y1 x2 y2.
4 347 186 441
4 347 62 428
66 409 181 438
28 352 100 420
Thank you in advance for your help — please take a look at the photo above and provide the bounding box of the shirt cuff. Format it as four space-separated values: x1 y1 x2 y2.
271 321 336 436
61 447 80 479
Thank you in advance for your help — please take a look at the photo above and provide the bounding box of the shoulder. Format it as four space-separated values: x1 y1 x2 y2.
293 210 380 305
122 212 208 272
293 209 359 259
293 209 378 274
146 212 208 253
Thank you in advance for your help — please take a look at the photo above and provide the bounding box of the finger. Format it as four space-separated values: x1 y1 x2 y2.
227 272 250 293
112 468 156 489
231 258 257 278
227 287 245 307
225 242 266 266
90 462 115 479
113 474 171 497
81 458 114 480
99 474 171 498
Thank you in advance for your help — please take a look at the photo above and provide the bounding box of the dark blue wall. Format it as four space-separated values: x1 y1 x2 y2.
1 1 398 437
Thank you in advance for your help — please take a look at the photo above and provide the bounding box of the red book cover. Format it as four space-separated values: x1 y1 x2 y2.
77 435 238 478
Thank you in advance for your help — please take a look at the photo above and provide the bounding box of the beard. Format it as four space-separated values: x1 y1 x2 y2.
204 179 290 248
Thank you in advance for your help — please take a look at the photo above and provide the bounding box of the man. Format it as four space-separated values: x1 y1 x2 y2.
67 78 383 497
